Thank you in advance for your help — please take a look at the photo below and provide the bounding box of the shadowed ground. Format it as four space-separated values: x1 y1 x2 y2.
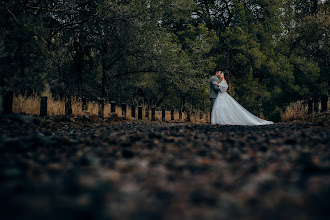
0 114 329 220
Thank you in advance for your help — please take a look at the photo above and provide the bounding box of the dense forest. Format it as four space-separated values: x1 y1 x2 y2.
0 0 329 121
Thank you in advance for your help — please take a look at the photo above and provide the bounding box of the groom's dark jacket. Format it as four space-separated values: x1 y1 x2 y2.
209 76 221 99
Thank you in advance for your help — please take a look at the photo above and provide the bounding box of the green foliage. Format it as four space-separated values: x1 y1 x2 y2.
0 0 328 121
290 56 320 99
268 106 282 122
0 8 50 94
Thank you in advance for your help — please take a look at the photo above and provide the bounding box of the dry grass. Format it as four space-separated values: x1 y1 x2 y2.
41 90 65 116
48 98 65 116
12 92 330 124
72 97 83 115
193 110 209 123
13 93 40 115
282 98 330 121
86 101 98 115
104 103 111 116
11 92 210 123
174 111 181 121
282 101 308 121
13 92 67 116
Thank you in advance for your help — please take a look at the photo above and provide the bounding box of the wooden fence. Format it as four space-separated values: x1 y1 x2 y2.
1 91 329 123
307 95 329 114
1 91 211 123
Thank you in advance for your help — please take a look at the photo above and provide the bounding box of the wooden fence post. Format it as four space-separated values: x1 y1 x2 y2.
3 91 14 114
82 97 88 111
131 104 136 118
145 106 149 119
151 108 155 121
0 92 2 113
138 106 142 120
110 101 116 113
313 97 319 113
321 95 328 112
98 99 104 117
122 103 127 118
186 111 191 122
171 109 174 120
65 97 72 115
162 109 165 121
308 99 313 114
40 96 48 116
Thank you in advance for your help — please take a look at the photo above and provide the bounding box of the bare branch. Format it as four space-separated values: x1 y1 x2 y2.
26 5 66 13
6 8 19 24
0 27 10 36
114 69 159 78
26 1 96 13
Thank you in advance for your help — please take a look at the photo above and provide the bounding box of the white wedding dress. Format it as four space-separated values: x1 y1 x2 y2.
211 80 274 125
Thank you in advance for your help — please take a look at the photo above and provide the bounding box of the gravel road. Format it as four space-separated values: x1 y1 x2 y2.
0 114 329 220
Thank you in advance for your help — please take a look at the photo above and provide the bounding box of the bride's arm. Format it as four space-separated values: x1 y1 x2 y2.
223 80 228 92
211 79 220 91
219 82 228 93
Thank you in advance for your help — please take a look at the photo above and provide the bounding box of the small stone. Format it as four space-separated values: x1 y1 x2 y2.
3 167 22 178
121 149 135 158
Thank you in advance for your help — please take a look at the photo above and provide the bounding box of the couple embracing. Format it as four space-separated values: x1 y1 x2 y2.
209 70 273 125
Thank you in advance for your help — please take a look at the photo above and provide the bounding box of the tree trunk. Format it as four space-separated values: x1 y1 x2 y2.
74 36 83 97
180 95 186 113
308 99 313 114
313 97 319 113
101 61 109 99
3 91 14 114
321 95 328 112
311 0 318 15
76 60 83 97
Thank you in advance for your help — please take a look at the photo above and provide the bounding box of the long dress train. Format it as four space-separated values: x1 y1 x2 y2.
211 81 274 125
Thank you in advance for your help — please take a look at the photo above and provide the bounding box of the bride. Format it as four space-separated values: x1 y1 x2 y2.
211 72 274 125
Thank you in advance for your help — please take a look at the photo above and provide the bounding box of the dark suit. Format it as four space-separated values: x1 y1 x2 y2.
209 76 221 122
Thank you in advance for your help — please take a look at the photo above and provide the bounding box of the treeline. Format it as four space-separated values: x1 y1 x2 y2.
0 0 329 121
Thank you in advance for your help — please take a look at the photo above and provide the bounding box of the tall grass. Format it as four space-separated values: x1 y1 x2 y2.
282 101 308 121
47 96 65 116
13 92 67 116
282 98 329 121
11 92 210 123
72 97 83 115
13 93 40 115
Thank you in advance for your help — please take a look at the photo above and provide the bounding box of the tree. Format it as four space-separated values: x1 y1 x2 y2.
1 0 328 120
0 1 51 94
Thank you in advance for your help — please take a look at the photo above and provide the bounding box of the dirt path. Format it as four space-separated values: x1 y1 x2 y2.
1 115 329 220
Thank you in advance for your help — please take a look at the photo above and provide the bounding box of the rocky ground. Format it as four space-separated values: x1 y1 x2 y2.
0 114 329 220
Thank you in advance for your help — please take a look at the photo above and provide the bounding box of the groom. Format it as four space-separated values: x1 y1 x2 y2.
209 70 222 122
